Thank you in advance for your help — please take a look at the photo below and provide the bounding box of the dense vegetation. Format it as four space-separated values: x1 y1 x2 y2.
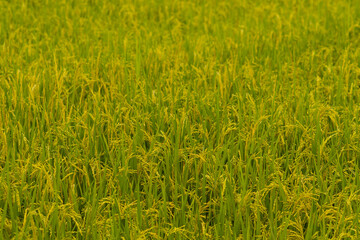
1 0 360 239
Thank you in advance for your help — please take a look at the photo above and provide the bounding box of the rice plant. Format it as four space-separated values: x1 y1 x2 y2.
1 0 360 239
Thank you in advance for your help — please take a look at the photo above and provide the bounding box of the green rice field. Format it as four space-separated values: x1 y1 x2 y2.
1 0 360 239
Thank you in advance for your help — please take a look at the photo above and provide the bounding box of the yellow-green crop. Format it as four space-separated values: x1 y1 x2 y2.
1 0 360 239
